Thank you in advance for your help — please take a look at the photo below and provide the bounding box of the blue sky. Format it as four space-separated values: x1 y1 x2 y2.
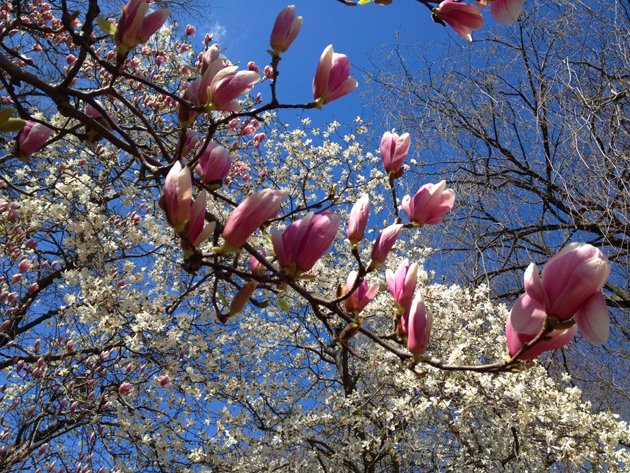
202 1 444 124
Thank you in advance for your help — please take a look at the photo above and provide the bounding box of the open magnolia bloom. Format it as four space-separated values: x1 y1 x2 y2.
114 0 170 56
507 243 611 359
312 44 358 106
476 0 525 25
434 0 484 41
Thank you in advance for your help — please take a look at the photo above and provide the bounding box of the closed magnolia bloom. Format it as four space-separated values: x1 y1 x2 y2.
370 223 403 266
312 45 358 106
176 129 199 158
506 314 577 361
347 194 370 244
183 191 214 252
250 252 267 276
14 121 53 161
159 161 192 232
386 259 418 311
114 0 170 56
407 294 432 355
222 189 289 249
178 78 203 127
342 271 379 313
477 0 524 24
272 211 340 276
85 102 117 142
509 243 611 346
229 281 258 316
195 142 231 184
402 180 455 226
380 131 410 178
208 66 260 112
434 1 484 41
269 5 302 55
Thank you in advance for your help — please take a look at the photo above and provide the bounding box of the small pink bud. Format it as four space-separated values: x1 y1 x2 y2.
263 65 275 80
347 194 370 244
159 375 170 386
11 273 23 283
406 294 432 355
185 24 196 36
250 252 266 275
269 5 302 55
118 382 133 395
247 61 259 73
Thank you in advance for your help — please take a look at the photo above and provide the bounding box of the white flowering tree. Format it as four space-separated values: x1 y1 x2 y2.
0 1 627 472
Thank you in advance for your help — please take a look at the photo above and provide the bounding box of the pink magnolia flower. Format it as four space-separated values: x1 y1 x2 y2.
434 1 484 41
477 0 524 25
207 66 260 112
222 189 289 249
506 314 577 361
342 271 379 313
250 252 267 276
402 180 455 226
181 46 260 115
269 5 302 55
14 121 53 161
183 191 214 253
386 259 418 311
347 194 370 245
272 211 340 276
85 102 117 143
195 142 231 185
406 294 432 355
114 0 170 56
159 161 192 232
176 129 198 158
370 223 403 267
380 131 410 179
509 243 610 347
178 78 203 127
312 45 358 106
185 24 196 36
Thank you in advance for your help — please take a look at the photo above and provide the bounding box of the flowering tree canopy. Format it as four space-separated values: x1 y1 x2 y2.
0 1 627 471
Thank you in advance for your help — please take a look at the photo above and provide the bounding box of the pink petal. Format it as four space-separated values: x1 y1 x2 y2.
575 293 609 345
